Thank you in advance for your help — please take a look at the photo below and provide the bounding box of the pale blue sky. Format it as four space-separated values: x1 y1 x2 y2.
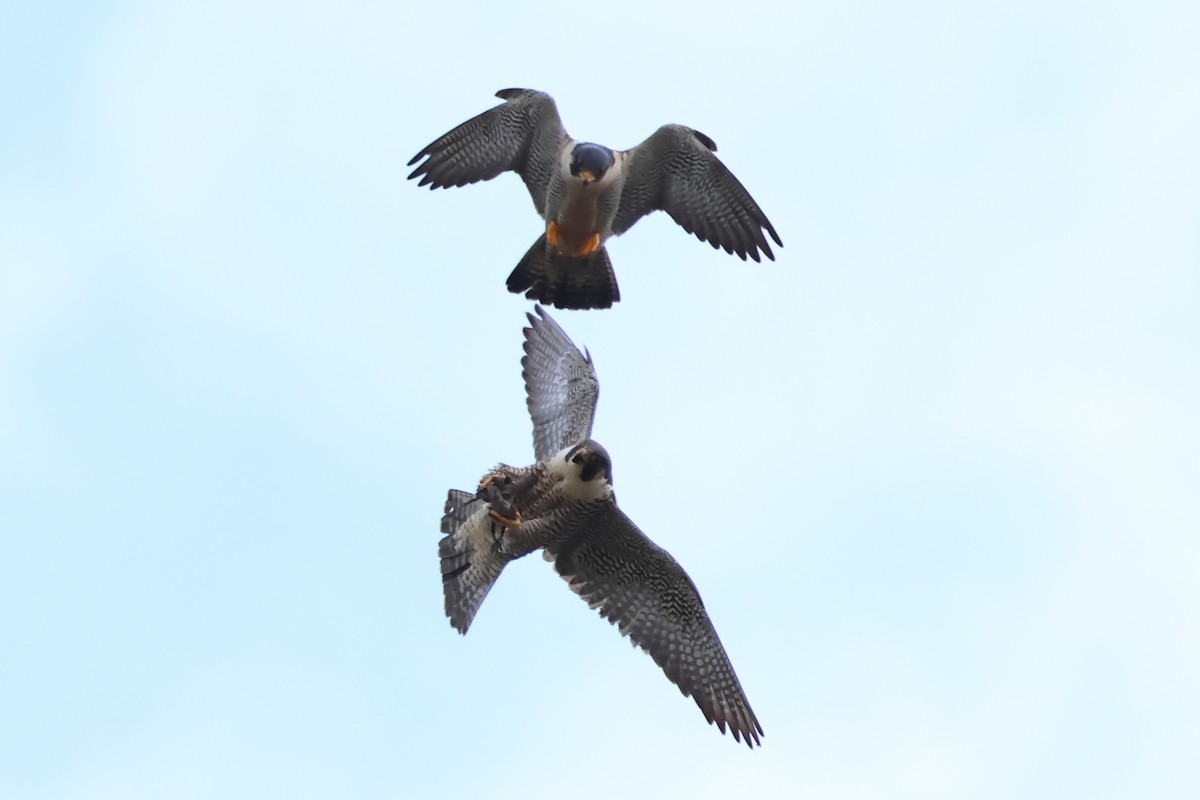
2 1 1198 798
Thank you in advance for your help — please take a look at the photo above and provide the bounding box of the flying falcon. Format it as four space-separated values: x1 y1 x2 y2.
439 306 763 747
408 89 782 310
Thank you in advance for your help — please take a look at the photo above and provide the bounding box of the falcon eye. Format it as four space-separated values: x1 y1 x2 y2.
564 442 589 465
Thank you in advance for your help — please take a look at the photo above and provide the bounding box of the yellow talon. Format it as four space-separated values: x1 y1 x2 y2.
546 220 561 249
487 509 522 529
577 232 602 257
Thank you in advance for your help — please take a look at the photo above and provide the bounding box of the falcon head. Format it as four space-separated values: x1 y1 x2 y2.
565 439 612 484
569 143 615 184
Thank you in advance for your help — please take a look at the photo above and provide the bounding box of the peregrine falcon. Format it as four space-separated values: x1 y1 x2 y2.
408 89 782 310
439 306 763 747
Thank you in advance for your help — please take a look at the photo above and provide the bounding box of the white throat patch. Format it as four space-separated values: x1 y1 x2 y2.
546 445 612 503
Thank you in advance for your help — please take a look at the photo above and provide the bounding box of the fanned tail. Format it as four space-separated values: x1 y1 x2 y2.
507 234 620 310
439 490 509 633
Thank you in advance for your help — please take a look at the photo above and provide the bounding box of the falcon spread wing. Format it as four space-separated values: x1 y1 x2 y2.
548 502 764 748
521 305 599 463
407 89 567 216
613 124 782 262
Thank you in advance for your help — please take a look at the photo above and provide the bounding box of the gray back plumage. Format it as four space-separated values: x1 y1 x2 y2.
521 305 599 462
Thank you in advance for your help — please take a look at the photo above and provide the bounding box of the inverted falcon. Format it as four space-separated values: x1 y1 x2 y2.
438 306 763 747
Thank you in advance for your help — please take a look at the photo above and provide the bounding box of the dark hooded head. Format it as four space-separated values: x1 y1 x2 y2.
566 439 612 484
569 143 615 184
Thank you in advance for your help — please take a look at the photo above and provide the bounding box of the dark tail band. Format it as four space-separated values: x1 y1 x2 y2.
507 234 620 310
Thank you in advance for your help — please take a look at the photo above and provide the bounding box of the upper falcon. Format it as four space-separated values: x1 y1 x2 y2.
438 306 764 747
408 89 782 310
